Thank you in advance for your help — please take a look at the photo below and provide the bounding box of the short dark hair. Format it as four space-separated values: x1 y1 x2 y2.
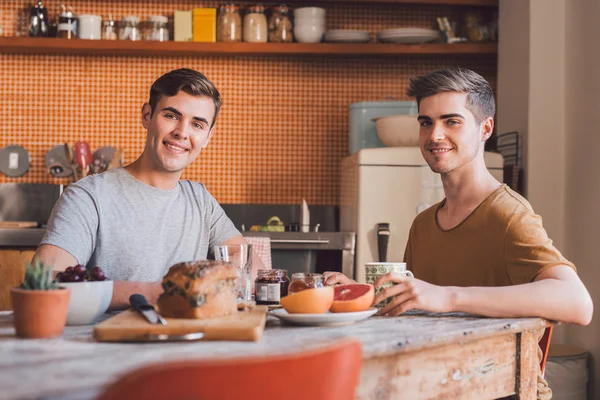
148 68 222 128
406 68 495 124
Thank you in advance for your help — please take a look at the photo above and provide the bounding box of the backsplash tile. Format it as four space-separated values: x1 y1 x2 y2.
0 1 497 204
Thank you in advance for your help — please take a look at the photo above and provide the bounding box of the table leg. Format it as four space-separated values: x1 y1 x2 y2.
516 329 540 399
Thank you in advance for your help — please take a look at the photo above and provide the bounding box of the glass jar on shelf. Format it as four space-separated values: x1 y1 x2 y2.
56 5 77 39
119 16 141 41
243 4 267 43
288 273 325 294
217 3 242 42
268 5 293 43
144 15 169 41
102 15 117 40
255 269 290 305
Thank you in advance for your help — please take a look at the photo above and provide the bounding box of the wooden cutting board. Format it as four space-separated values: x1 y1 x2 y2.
93 305 268 342
0 221 38 229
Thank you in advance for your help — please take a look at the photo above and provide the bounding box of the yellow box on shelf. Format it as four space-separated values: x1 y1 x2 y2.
193 8 217 42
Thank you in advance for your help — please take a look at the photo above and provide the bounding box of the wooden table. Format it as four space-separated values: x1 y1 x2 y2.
0 310 548 400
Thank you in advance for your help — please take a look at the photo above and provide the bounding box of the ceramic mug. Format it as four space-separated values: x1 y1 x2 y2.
365 262 414 307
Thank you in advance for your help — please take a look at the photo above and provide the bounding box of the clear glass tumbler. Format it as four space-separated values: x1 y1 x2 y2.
213 244 252 302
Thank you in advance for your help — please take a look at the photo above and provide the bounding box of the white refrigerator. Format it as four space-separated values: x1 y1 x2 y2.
340 147 504 283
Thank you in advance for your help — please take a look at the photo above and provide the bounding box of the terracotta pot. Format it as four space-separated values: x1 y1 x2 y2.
10 287 71 339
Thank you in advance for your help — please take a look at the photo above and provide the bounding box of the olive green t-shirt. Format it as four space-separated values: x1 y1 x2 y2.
404 184 575 287
404 184 574 400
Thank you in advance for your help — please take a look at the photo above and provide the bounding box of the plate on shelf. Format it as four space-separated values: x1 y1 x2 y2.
270 308 377 326
324 30 371 43
376 28 441 44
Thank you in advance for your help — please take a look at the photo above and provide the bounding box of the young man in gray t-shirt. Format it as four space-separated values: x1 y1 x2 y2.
35 68 264 309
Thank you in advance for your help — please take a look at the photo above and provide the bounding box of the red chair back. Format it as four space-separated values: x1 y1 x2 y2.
97 339 362 400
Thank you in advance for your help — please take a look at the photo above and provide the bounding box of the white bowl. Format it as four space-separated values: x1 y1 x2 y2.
294 16 326 24
294 25 325 43
294 7 326 19
59 280 113 325
373 115 420 147
294 16 325 24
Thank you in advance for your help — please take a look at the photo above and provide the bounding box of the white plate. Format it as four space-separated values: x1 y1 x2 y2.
377 34 440 44
378 28 439 37
325 37 371 44
270 308 378 326
325 30 371 43
326 29 370 36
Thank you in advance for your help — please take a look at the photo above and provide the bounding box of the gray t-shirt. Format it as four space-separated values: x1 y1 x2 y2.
40 168 240 282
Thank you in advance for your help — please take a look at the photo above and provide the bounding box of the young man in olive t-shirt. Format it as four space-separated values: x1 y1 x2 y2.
324 69 593 400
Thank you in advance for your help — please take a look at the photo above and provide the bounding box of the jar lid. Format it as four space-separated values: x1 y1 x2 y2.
148 15 168 23
258 268 287 275
292 272 322 279
122 16 140 23
59 10 76 18
272 4 290 13
247 4 265 13
57 4 76 18
220 3 240 10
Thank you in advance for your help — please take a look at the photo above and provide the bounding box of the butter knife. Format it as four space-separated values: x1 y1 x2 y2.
129 294 167 326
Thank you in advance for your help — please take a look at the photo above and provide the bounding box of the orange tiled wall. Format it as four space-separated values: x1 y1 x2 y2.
0 1 497 204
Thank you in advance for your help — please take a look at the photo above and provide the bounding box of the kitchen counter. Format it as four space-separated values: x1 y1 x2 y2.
0 228 45 248
0 229 353 251
0 310 548 399
0 230 356 277
244 231 356 277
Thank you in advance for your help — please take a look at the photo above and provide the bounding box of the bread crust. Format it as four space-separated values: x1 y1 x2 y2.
157 260 238 319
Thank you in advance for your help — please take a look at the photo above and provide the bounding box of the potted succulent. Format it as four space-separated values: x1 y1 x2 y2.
10 259 71 339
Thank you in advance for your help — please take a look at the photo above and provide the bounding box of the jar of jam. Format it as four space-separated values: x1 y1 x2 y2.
288 273 325 294
255 269 289 305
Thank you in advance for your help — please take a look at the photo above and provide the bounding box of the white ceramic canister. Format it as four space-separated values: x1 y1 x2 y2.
78 14 102 39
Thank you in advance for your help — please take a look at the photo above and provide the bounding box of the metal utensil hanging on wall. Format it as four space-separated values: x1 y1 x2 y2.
45 144 74 178
91 146 116 174
0 145 30 177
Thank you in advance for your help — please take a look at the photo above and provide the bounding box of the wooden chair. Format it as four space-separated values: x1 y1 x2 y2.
96 339 362 400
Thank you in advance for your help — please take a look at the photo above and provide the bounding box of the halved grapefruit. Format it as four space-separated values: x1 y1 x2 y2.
330 284 374 313
280 286 334 314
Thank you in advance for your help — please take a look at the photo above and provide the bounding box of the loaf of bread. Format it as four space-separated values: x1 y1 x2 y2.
157 260 238 319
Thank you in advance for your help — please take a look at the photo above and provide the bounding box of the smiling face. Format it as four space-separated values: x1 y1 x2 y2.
417 92 493 175
141 91 216 174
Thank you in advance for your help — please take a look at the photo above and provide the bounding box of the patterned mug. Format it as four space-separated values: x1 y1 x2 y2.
365 262 414 308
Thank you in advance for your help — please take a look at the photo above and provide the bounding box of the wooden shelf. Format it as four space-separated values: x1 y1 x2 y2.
0 38 497 57
276 0 497 5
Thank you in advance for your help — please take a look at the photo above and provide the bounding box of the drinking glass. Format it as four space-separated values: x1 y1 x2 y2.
214 244 252 302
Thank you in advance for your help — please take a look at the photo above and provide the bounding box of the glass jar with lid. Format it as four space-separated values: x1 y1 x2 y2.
288 273 325 294
56 6 77 39
243 4 267 43
218 3 241 42
144 15 169 41
119 16 140 41
255 269 290 305
102 15 117 40
268 5 293 43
